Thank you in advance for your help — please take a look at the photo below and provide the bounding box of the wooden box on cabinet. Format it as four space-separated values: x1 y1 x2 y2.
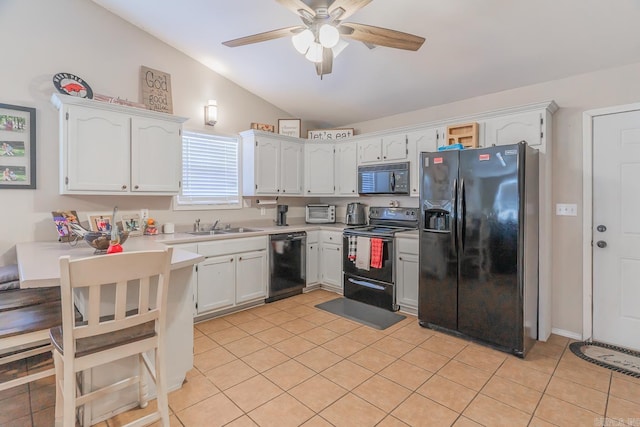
446 122 478 148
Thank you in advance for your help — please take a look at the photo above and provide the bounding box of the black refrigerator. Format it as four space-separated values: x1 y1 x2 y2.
418 143 538 357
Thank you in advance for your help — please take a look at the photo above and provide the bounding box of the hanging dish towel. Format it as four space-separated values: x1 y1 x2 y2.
370 238 384 269
348 235 357 262
355 236 370 271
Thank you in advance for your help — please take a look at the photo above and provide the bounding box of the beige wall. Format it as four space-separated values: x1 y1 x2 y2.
346 63 640 337
0 0 311 265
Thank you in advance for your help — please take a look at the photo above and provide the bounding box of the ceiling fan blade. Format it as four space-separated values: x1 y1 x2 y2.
315 47 334 76
329 0 372 21
275 0 315 17
340 22 425 51
222 26 304 47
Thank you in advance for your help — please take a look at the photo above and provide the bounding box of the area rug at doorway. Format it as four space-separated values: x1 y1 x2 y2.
569 341 640 378
315 298 406 330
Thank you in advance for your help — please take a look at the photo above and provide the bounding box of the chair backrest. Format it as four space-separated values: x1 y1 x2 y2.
58 248 173 356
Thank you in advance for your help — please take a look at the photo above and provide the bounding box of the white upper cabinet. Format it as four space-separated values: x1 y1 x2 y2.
407 126 445 196
335 141 358 196
358 134 408 164
241 130 303 196
482 110 545 150
52 93 187 195
131 117 182 193
304 142 335 195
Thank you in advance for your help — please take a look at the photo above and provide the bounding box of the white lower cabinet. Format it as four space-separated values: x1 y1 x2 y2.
195 237 267 316
319 230 343 292
395 236 419 314
306 231 320 286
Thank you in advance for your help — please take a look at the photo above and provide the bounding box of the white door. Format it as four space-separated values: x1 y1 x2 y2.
196 256 235 314
304 143 334 195
279 141 303 195
592 110 640 351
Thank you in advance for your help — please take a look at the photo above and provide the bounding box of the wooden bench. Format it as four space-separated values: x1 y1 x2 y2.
0 287 62 392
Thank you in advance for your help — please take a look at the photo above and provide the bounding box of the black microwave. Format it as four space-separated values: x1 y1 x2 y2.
358 162 410 195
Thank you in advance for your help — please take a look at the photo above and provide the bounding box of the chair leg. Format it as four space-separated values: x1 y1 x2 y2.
53 351 63 427
138 353 149 409
155 347 170 425
62 357 76 427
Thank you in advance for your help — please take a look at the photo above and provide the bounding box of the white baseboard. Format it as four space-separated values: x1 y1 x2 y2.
551 327 583 341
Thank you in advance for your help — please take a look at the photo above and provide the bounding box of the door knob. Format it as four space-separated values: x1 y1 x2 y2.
596 241 607 248
597 225 607 232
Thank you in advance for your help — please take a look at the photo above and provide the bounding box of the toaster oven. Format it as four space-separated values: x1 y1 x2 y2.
305 204 336 224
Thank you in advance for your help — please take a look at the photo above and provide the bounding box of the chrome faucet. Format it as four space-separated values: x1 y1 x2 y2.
194 218 200 232
211 219 220 231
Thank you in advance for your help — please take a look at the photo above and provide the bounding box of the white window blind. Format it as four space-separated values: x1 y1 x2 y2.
176 131 239 207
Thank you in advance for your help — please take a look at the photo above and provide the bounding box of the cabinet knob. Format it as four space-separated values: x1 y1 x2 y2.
230 258 234 262
399 257 403 261
134 185 139 189
336 247 340 251
377 156 380 160
239 257 242 261
308 190 311 193
383 156 387 159
121 185 127 190
282 190 285 193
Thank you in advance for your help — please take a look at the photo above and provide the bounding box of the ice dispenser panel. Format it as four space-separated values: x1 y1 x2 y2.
424 209 450 231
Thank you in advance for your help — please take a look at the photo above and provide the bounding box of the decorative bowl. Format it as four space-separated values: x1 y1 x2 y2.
83 231 129 253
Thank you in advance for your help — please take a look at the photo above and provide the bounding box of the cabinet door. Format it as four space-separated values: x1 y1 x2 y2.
335 142 358 195
306 241 319 285
357 138 382 163
236 250 267 303
396 251 419 312
196 255 235 314
66 106 130 192
321 243 342 289
407 127 442 196
130 117 181 193
304 143 335 195
483 111 544 148
255 137 280 194
279 141 303 195
381 134 407 161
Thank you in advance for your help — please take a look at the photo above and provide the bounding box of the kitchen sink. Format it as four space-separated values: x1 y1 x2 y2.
187 230 227 236
219 227 262 233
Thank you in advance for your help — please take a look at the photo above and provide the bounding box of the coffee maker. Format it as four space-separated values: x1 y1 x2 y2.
345 202 366 225
276 204 288 226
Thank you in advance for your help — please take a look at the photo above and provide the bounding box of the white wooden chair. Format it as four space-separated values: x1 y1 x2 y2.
50 248 173 427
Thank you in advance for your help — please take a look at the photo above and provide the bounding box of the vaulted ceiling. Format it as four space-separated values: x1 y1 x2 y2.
92 0 640 127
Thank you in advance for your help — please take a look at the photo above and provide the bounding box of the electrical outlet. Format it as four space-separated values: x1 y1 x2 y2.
140 208 149 221
260 208 266 216
556 203 577 216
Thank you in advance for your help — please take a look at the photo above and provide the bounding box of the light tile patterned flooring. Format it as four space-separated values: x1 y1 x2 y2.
3 289 640 426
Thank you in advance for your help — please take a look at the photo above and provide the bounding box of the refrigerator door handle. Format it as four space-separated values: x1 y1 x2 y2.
458 178 465 252
451 178 458 251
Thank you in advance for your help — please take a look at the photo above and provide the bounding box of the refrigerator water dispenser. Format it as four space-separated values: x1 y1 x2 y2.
424 209 450 231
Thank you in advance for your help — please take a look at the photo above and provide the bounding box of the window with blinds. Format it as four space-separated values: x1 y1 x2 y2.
175 131 240 208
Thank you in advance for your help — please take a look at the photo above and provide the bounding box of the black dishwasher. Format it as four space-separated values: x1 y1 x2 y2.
267 231 307 303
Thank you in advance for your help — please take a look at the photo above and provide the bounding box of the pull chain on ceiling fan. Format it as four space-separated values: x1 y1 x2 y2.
222 0 425 78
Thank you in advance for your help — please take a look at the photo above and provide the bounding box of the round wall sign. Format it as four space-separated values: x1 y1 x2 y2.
53 73 93 99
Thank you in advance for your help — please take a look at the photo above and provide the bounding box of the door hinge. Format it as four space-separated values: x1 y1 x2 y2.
65 176 69 185
65 112 69 120
195 302 198 310
195 265 198 272
255 184 258 190
179 128 182 136
179 180 182 188
256 140 258 147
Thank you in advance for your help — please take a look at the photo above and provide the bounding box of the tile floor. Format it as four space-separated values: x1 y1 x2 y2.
2 289 640 426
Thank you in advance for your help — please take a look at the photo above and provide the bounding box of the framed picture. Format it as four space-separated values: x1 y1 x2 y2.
0 103 36 189
121 213 142 236
250 122 275 132
51 210 80 241
88 214 113 233
308 128 354 140
278 119 301 138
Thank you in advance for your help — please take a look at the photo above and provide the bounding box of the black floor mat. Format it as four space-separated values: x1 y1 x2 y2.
315 297 406 330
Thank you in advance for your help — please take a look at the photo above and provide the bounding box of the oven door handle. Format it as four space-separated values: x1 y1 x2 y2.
347 278 386 291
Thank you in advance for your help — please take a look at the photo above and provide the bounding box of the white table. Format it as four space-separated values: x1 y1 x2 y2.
16 239 203 425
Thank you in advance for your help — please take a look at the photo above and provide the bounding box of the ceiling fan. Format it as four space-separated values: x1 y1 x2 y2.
222 0 425 78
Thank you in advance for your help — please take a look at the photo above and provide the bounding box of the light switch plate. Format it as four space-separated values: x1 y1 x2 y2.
556 203 577 216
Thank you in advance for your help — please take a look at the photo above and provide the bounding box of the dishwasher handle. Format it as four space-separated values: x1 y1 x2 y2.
270 231 307 241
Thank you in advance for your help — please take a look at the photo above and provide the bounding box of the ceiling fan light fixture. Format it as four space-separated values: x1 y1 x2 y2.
292 29 314 54
318 24 340 48
305 41 324 63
